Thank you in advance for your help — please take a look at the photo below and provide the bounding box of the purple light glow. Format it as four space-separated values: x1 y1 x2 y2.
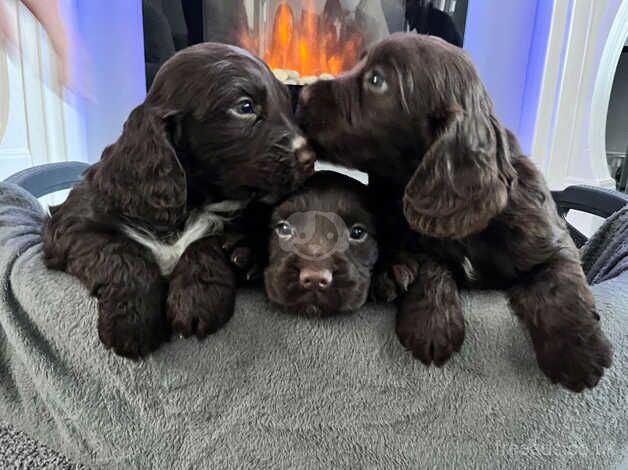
70 0 146 162
69 0 554 161
464 0 554 155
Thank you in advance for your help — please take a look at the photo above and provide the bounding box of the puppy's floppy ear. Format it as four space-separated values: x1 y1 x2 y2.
403 106 516 239
87 104 187 226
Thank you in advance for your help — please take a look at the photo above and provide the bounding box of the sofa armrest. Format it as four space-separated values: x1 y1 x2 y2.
551 185 628 248
551 185 628 219
3 162 89 198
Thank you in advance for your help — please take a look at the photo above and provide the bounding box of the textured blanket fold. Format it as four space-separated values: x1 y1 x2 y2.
581 205 628 285
1 182 627 469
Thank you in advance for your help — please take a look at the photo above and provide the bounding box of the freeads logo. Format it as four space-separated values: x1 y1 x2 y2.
277 211 350 260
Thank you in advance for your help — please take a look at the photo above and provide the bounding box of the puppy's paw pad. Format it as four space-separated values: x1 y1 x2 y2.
391 264 415 292
245 263 263 282
167 282 235 339
373 263 418 303
535 326 612 392
396 306 465 366
97 298 169 359
372 271 399 303
230 246 253 270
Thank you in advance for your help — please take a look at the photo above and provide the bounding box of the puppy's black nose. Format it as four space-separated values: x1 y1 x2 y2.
292 135 315 165
299 268 332 290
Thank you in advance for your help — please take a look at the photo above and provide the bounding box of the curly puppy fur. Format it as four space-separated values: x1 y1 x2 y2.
42 43 314 359
264 171 379 317
296 33 612 392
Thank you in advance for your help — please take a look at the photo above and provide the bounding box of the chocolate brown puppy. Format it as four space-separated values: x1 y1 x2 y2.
296 33 612 392
264 171 378 317
42 43 314 359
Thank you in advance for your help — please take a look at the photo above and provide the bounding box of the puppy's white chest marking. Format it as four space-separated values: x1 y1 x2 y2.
462 256 477 281
121 200 244 276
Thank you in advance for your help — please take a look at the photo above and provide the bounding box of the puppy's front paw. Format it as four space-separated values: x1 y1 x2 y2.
167 277 236 339
533 323 612 392
97 292 170 359
230 245 253 270
230 246 264 282
396 300 465 366
372 264 417 303
372 270 399 302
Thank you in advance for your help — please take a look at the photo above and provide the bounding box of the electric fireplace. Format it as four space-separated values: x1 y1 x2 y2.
143 0 467 90
233 0 398 83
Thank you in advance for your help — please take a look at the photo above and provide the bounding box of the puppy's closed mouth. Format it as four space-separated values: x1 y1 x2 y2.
271 281 360 318
274 300 352 319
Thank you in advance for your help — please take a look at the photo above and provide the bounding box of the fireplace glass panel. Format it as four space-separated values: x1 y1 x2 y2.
143 0 468 88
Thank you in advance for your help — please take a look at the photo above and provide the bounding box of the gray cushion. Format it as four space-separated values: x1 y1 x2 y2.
1 182 627 469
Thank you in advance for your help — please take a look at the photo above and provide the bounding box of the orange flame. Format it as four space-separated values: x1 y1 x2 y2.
239 1 364 77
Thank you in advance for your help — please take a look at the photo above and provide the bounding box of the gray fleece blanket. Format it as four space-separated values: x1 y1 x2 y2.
0 182 627 469
582 205 628 285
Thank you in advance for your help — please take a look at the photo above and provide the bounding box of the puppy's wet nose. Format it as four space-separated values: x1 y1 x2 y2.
299 268 333 290
292 135 315 165
296 147 315 165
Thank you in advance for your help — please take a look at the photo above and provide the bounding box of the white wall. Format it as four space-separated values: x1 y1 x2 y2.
464 0 628 192
1 0 147 179
532 0 627 190
0 0 85 180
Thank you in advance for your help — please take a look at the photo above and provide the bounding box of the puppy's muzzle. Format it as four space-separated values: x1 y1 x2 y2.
295 80 342 138
289 134 316 187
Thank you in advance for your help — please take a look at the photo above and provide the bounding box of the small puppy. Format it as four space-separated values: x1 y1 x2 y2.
43 43 314 358
296 33 612 392
264 171 378 317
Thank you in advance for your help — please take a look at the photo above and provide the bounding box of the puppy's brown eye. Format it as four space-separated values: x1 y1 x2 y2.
364 70 387 93
349 224 367 241
275 221 294 238
234 98 256 117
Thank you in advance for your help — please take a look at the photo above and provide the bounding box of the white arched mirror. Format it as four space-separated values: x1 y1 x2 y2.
606 39 628 192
